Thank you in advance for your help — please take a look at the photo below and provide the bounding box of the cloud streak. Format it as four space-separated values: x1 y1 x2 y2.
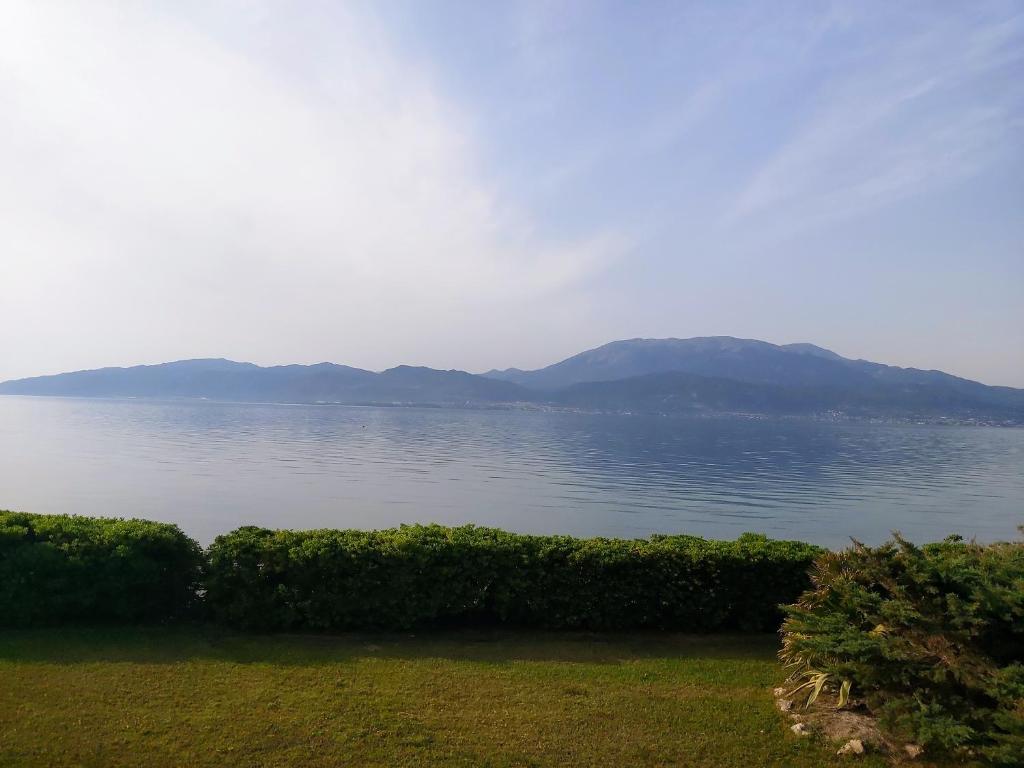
726 8 1024 231
0 1 621 380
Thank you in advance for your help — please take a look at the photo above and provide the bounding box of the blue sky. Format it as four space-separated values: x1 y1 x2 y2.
2 1 1022 384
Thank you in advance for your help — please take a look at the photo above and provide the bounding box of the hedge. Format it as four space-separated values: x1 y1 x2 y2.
0 511 204 626
780 534 1024 765
0 512 821 630
203 524 822 631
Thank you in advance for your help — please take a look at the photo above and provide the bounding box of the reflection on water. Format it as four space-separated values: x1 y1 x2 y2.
0 396 1021 547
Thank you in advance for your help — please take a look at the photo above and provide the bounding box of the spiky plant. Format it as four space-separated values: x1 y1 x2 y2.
779 532 1024 765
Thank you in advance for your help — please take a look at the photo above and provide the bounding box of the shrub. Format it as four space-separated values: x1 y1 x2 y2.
0 511 204 626
780 533 1024 765
204 524 820 631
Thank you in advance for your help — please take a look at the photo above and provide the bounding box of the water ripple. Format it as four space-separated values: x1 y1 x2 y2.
0 396 1022 547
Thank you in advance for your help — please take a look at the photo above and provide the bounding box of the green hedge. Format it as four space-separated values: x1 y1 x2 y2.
0 513 821 631
0 511 204 626
780 534 1024 765
204 524 821 631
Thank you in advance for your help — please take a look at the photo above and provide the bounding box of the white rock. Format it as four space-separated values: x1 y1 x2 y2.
837 739 865 756
790 722 811 737
904 744 924 759
776 699 793 712
773 687 787 698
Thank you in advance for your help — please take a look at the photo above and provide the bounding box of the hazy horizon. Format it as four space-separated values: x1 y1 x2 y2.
3 1 1022 386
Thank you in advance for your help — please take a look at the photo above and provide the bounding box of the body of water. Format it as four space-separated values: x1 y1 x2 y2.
0 395 1021 547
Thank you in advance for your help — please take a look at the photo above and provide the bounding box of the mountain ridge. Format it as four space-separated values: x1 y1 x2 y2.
483 336 1016 399
2 337 1022 423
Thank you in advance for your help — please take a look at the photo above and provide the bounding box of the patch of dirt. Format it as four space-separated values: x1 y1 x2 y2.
774 688 923 760
812 706 885 745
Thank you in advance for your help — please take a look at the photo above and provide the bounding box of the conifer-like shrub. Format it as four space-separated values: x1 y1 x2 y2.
780 533 1024 765
204 524 820 632
0 511 204 626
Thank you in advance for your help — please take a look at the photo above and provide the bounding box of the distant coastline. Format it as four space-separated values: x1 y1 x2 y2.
2 391 1020 429
3 336 1023 425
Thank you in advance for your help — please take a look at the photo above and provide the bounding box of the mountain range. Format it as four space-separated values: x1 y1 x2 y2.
2 337 1022 424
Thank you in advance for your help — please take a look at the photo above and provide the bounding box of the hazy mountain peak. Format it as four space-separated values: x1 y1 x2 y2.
485 336 835 389
780 343 846 361
157 358 258 369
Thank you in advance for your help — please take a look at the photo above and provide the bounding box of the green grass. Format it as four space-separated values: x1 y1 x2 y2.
0 628 891 768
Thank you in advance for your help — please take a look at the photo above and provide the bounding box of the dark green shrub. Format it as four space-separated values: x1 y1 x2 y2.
205 524 820 631
0 511 204 626
780 533 1024 765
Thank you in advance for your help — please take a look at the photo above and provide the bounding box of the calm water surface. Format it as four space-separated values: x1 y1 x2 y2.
0 396 1021 547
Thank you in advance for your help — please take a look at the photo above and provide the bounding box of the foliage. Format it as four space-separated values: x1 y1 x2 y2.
204 524 820 631
780 533 1024 765
0 511 204 626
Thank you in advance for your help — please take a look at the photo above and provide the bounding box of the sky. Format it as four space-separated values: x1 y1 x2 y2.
2 0 1022 386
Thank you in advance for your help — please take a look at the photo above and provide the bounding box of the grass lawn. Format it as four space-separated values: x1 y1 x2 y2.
0 628 892 768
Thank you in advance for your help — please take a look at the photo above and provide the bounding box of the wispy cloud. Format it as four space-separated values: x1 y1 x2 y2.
725 9 1024 231
0 1 621 379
